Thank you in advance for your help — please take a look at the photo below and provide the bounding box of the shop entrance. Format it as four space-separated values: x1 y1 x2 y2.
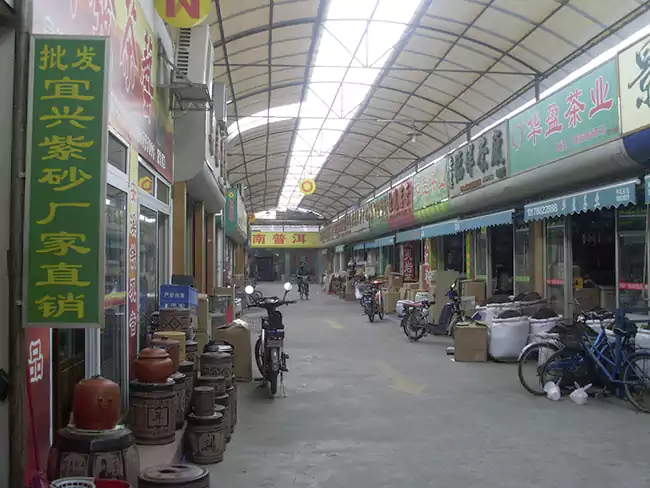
571 209 616 312
491 225 514 295
256 256 275 281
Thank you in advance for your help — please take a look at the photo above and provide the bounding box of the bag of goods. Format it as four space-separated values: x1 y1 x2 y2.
489 315 530 360
414 291 428 303
396 300 409 317
529 308 563 344
517 292 546 316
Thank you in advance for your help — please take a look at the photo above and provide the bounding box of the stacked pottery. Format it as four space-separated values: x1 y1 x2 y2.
200 341 234 388
186 385 226 464
129 348 175 445
150 335 181 372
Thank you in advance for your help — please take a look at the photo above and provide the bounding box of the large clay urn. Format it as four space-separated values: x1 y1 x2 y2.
150 335 181 372
73 375 121 430
134 347 173 384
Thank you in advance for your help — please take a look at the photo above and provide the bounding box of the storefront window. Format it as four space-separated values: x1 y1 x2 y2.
491 225 514 295
443 234 464 274
107 133 127 172
474 229 488 281
102 185 127 406
138 163 155 195
618 207 647 307
158 213 170 287
514 223 534 295
139 206 158 346
546 218 565 314
157 181 170 204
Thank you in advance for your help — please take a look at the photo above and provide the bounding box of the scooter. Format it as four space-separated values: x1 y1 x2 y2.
245 282 296 396
402 281 465 342
360 280 385 322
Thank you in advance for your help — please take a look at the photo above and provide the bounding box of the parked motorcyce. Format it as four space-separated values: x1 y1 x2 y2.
360 280 385 322
402 281 464 341
245 283 296 396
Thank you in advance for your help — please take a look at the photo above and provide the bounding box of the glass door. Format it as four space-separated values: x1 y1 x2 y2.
102 185 128 410
618 207 648 307
474 228 488 283
514 223 534 295
546 218 566 315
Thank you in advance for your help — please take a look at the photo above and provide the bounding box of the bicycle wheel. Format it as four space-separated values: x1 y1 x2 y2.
541 347 590 392
378 296 385 320
623 352 650 413
402 310 426 341
518 341 562 395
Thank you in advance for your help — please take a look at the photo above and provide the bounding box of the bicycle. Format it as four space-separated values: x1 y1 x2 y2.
297 275 310 300
517 309 613 396
541 308 650 412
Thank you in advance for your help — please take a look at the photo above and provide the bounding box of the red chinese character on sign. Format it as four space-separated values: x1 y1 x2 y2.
252 234 266 245
293 233 306 244
28 339 44 383
128 277 137 303
141 30 154 122
89 0 116 35
544 103 563 138
564 88 586 129
121 0 139 93
589 75 613 119
527 112 542 146
273 233 286 245
128 310 138 338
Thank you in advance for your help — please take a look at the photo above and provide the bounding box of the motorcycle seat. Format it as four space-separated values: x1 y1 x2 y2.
371 280 383 285
403 300 428 308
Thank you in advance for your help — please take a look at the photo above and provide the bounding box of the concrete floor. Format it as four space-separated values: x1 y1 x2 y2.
210 283 650 488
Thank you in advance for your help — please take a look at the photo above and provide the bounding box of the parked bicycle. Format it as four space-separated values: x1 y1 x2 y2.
540 308 650 412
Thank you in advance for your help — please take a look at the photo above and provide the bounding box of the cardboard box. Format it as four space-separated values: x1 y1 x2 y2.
383 291 400 313
198 295 210 332
400 287 409 301
159 308 198 339
387 273 403 292
461 280 486 306
194 331 211 361
454 322 488 362
212 320 253 382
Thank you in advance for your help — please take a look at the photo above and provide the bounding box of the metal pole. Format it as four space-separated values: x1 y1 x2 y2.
9 0 32 485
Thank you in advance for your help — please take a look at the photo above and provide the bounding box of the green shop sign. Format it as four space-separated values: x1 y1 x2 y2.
225 187 248 244
413 160 448 210
369 193 390 232
508 59 620 174
25 36 109 328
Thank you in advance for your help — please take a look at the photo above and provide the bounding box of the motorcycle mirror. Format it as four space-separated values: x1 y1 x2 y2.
283 282 292 291
245 285 255 295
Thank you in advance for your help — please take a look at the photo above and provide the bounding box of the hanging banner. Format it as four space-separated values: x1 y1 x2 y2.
448 123 508 197
413 160 448 210
25 36 109 328
127 148 139 377
508 60 619 174
250 232 321 248
619 34 650 135
33 0 175 182
402 242 415 281
423 238 430 290
388 177 415 229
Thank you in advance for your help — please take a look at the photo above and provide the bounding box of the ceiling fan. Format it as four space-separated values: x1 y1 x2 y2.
376 118 422 143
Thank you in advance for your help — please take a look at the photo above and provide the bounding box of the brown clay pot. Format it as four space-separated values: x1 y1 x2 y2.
73 375 121 430
134 347 173 384
150 336 181 372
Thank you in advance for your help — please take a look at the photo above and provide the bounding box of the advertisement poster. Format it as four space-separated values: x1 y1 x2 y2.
402 242 415 281
25 36 109 328
423 238 430 290
127 148 139 377
33 0 174 181
388 177 415 230
508 59 619 174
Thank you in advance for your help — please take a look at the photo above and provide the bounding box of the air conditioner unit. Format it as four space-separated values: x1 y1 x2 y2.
173 24 213 93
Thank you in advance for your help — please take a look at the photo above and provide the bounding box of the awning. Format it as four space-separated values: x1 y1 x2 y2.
335 245 345 253
524 178 639 222
375 235 395 247
364 240 378 250
421 219 460 238
645 175 650 204
459 209 514 232
353 243 365 251
396 228 422 243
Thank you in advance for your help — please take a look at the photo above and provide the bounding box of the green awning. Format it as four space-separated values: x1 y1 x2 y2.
421 219 460 238
524 178 639 222
458 210 514 231
396 228 422 243
375 235 395 247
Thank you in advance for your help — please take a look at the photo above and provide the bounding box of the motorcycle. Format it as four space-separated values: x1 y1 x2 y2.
297 275 310 300
361 280 385 323
245 282 295 396
402 281 465 341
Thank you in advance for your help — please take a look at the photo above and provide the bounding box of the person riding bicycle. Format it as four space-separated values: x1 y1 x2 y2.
296 265 310 296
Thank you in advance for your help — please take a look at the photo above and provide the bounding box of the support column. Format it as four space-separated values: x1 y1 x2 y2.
216 224 224 287
172 182 187 276
194 201 206 292
206 213 215 294
284 251 291 282
533 221 545 297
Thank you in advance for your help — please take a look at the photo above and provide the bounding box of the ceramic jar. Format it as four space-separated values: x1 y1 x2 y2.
151 336 181 372
73 375 121 430
134 347 174 383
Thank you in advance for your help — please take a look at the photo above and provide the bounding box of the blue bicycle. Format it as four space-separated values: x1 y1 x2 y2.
541 308 650 413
